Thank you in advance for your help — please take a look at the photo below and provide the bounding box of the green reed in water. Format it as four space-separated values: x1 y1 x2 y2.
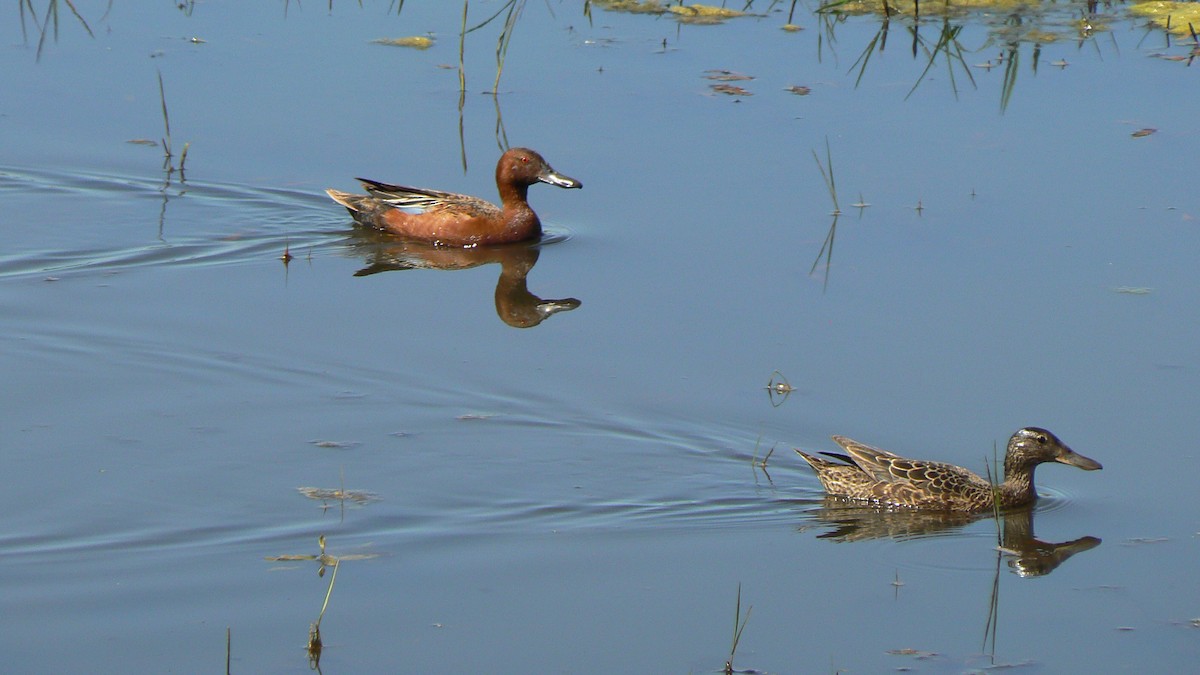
725 583 753 675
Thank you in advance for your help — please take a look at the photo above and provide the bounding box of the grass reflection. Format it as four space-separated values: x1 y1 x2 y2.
816 0 1133 110
810 139 840 292
18 0 101 61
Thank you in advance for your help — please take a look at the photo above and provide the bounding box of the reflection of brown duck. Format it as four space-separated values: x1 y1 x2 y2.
998 507 1101 577
348 231 579 328
796 428 1102 511
804 498 978 542
802 501 1099 576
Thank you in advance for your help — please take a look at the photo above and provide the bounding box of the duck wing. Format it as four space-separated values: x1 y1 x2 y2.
356 178 500 217
831 436 907 481
832 435 987 496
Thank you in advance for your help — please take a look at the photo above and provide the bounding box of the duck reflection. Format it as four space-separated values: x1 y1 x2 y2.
999 508 1100 578
802 500 1099 577
346 229 580 328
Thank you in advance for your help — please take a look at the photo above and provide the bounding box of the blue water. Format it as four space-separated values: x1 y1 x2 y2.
3 2 1199 672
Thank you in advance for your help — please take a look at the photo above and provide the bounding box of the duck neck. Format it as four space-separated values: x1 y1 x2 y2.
1000 459 1037 506
497 181 530 209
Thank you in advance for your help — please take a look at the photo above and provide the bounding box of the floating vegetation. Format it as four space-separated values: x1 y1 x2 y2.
265 535 378 573
1114 286 1153 295
297 486 380 505
781 23 804 32
586 0 668 15
1131 128 1157 138
785 85 812 95
457 412 499 421
710 83 752 96
309 439 362 449
703 69 754 82
886 648 939 659
588 0 749 24
372 35 435 49
1130 1 1200 35
670 4 747 24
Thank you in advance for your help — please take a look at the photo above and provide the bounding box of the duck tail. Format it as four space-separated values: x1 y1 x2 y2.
795 449 845 469
326 188 370 213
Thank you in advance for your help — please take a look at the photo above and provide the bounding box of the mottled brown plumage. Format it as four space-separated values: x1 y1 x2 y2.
796 427 1101 512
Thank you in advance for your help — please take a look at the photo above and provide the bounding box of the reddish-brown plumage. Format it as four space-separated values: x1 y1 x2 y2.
326 147 581 247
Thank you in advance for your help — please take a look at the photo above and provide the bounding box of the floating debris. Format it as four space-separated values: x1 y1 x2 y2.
309 440 362 449
886 648 938 659
297 487 380 505
590 0 669 14
710 84 752 96
1123 536 1170 545
703 69 754 81
372 36 435 49
669 4 746 24
126 139 159 146
781 24 804 32
1131 128 1157 138
1114 286 1152 295
265 536 378 567
766 370 794 407
458 413 498 421
785 85 812 95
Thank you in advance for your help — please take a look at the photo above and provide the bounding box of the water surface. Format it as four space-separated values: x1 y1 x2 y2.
3 2 1199 672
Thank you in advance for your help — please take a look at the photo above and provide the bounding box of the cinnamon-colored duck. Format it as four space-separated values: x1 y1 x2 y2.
326 147 581 247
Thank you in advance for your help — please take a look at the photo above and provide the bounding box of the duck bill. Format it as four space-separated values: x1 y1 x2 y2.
1057 448 1103 471
539 170 582 189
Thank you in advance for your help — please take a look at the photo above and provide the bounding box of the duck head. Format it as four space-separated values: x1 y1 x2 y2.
1008 427 1103 472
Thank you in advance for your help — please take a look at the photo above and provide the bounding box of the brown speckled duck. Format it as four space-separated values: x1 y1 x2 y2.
795 427 1102 512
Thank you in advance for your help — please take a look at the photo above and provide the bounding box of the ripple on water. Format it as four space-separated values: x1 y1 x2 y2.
0 166 577 281
0 166 342 280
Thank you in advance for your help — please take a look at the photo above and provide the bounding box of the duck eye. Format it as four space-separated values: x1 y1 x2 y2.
1035 433 1048 443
